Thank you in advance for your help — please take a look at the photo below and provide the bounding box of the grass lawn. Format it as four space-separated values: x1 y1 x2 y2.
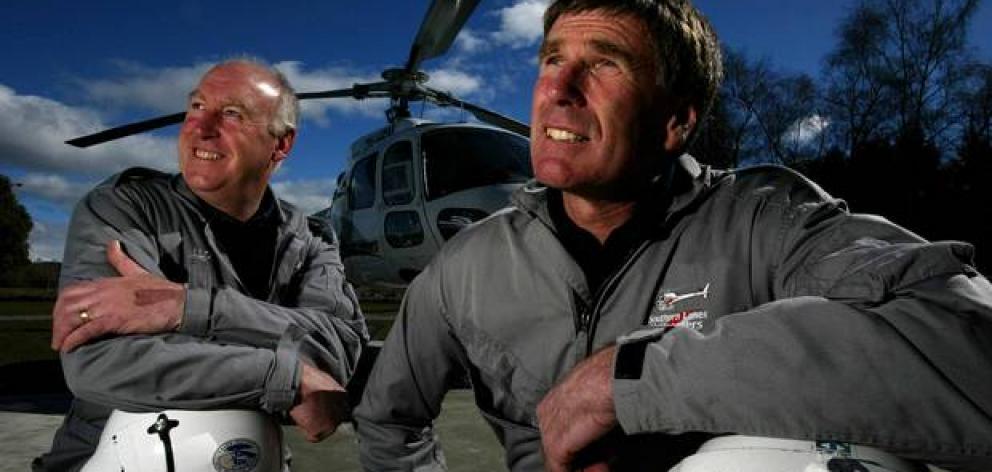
0 319 57 366
0 300 54 316
0 287 56 300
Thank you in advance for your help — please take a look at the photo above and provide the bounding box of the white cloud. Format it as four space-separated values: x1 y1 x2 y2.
448 1 548 58
80 61 210 114
28 218 68 262
271 177 337 216
784 114 830 146
0 84 177 176
492 0 549 48
18 173 95 210
456 28 487 54
273 61 387 126
425 68 483 96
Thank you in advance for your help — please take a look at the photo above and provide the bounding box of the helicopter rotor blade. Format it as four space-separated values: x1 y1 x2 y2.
404 0 482 73
426 89 530 137
296 89 361 100
296 81 393 101
66 84 398 148
459 102 531 138
66 112 187 148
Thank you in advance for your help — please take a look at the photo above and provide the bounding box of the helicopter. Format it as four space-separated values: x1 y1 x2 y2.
66 0 534 288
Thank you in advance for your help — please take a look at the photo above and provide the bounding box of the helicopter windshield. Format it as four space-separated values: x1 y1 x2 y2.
422 128 532 201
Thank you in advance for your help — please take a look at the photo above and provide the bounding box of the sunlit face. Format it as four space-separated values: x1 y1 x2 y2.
177 63 291 214
531 10 670 199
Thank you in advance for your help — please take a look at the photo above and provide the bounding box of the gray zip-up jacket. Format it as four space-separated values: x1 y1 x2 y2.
38 168 368 471
354 155 992 471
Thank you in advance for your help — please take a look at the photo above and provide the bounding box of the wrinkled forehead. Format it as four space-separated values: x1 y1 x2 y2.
543 10 656 62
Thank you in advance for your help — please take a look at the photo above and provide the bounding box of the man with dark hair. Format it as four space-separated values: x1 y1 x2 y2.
35 59 368 471
354 1 992 471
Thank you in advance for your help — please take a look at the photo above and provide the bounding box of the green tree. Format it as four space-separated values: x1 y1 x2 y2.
0 174 33 284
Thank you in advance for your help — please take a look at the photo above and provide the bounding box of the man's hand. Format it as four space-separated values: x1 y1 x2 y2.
538 346 618 472
51 240 186 352
289 362 349 442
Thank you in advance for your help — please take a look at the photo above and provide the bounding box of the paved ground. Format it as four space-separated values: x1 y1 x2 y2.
0 390 504 472
0 411 64 472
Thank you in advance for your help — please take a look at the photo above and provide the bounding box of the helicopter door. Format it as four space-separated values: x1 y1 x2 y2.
339 152 389 285
380 139 441 284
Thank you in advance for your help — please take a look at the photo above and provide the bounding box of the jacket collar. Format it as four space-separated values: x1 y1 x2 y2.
172 174 289 227
511 153 712 230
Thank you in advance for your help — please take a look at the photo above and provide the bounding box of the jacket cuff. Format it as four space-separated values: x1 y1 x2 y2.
180 286 212 336
613 327 674 434
261 325 306 414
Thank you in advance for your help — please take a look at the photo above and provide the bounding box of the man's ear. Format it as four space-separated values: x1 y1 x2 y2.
663 106 698 153
272 128 297 163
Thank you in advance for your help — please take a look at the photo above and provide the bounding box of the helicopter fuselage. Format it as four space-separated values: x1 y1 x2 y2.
318 118 532 287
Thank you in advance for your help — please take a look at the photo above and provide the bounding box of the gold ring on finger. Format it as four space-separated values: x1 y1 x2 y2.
79 310 91 323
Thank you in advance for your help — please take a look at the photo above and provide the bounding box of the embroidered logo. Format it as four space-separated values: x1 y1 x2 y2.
648 283 710 330
212 439 260 472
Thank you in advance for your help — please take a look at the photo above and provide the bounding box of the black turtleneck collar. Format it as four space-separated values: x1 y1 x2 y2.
548 190 656 295
199 190 280 300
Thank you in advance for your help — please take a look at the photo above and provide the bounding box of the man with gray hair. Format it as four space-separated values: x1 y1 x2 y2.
34 59 368 471
354 1 992 471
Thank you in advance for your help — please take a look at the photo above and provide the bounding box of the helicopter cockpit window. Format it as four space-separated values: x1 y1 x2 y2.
349 153 378 210
422 129 531 201
332 172 346 201
382 141 414 206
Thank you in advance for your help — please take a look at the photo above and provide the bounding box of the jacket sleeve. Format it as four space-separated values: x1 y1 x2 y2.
59 181 361 414
353 262 466 472
613 187 992 470
179 232 369 388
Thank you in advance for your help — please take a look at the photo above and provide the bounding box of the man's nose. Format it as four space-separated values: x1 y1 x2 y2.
195 110 221 137
543 62 587 107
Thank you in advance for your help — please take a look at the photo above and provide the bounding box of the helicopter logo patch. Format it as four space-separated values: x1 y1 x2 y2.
212 438 260 472
647 283 710 331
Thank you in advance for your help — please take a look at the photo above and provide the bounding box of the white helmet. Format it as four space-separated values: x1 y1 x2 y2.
81 409 289 472
670 435 928 472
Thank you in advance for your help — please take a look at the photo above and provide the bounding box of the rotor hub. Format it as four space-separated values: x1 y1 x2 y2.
382 68 429 84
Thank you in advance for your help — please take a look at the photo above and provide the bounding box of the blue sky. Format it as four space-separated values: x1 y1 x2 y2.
2 0 990 261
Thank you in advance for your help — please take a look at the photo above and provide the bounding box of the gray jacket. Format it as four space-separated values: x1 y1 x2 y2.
38 168 368 471
354 155 992 471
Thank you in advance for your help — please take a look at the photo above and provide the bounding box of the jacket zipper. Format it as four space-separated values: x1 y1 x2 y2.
579 240 652 356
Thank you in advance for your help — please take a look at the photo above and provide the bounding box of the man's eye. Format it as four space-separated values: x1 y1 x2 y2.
590 59 621 74
189 101 205 111
222 108 243 120
541 54 563 67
